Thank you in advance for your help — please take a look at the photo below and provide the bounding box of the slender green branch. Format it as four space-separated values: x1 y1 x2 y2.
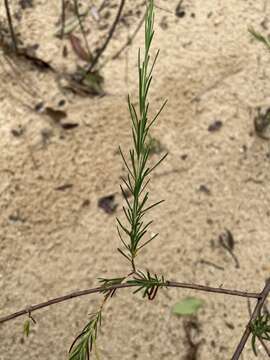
116 0 168 272
1 5 268 360
249 26 270 50
69 310 102 360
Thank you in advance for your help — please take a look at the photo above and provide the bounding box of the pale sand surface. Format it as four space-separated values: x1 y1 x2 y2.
0 1 270 359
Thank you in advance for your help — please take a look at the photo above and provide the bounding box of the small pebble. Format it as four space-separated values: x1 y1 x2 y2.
208 120 223 132
181 154 188 160
11 126 24 137
58 99 66 107
199 184 211 195
98 194 117 214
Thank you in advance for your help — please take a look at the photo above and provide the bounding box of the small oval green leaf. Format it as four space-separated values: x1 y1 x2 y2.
172 297 204 316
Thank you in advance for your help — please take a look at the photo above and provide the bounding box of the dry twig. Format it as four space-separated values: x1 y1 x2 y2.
86 0 126 72
4 0 18 53
0 281 260 325
231 279 270 359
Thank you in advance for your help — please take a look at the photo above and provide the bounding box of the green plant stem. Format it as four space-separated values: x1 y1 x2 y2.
116 0 168 272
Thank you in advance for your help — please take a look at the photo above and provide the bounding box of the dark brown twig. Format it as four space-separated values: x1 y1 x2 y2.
4 0 18 53
166 281 259 299
86 0 126 72
99 10 145 70
247 296 270 356
154 4 174 14
198 259 224 271
111 10 145 60
98 0 108 12
231 279 270 360
259 338 270 357
0 281 260 325
60 0 66 39
73 0 92 60
219 229 240 269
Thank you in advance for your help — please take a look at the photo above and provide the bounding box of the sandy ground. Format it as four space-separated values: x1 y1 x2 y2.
0 0 270 359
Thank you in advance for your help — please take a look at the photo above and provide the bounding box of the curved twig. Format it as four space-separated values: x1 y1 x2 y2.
86 0 126 72
0 280 260 325
99 10 146 70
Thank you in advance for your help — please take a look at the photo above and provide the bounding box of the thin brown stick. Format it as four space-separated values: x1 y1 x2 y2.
0 280 260 325
73 0 92 60
98 0 108 12
4 0 18 53
231 279 270 360
86 0 126 72
247 298 270 356
60 0 66 39
99 10 145 71
166 281 259 298
154 4 174 14
111 11 145 60
97 2 155 70
259 338 270 357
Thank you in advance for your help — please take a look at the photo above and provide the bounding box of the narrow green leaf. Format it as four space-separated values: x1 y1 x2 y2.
146 152 168 176
148 49 160 78
116 217 131 236
123 206 132 223
119 146 134 180
120 176 133 194
117 247 132 262
146 99 168 132
137 232 159 251
117 225 130 250
251 333 258 356
137 192 149 213
23 319 31 337
120 184 133 212
249 26 270 49
141 199 165 214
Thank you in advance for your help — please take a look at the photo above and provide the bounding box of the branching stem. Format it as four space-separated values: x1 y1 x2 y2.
86 0 126 72
231 279 270 360
0 281 260 325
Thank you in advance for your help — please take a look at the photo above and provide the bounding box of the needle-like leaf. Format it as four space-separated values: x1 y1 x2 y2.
116 0 167 269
